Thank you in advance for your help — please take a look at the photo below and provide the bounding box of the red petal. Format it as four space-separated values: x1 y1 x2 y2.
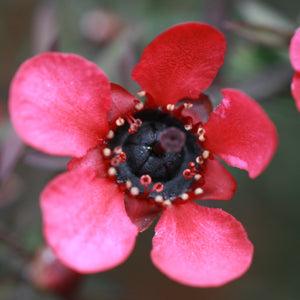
198 157 237 200
107 83 138 126
41 169 138 273
291 72 300 112
9 52 111 157
290 27 300 71
204 89 278 178
151 201 253 287
132 23 226 106
124 194 162 232
178 94 213 124
67 147 106 176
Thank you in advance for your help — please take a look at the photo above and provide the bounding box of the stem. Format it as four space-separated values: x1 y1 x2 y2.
224 20 294 44
0 224 30 262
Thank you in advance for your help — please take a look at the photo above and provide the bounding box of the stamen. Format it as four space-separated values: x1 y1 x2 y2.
102 147 111 157
202 150 210 159
184 102 193 109
152 182 164 193
166 104 175 111
134 101 144 111
105 146 127 168
108 167 117 177
155 195 164 203
171 101 194 119
183 169 193 179
194 187 204 195
196 156 204 164
125 115 142 134
108 108 203 204
197 127 206 142
194 174 202 181
116 117 125 127
130 186 140 196
137 90 146 97
184 124 193 131
106 130 114 139
118 151 127 162
149 182 164 196
114 146 122 154
129 124 137 134
181 193 189 200
125 180 132 189
188 162 196 169
140 174 152 186
162 200 172 208
110 156 120 167
109 151 127 166
135 119 142 127
197 127 205 135
182 116 193 132
183 160 202 179
138 175 164 196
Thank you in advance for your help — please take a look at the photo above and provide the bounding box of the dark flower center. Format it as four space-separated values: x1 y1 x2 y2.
108 109 202 200
124 123 185 182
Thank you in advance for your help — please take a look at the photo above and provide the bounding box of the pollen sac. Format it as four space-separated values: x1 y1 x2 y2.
109 110 202 200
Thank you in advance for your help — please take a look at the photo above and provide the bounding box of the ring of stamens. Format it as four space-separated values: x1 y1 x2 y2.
105 99 209 207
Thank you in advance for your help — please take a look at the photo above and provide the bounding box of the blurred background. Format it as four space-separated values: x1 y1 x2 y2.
0 0 299 299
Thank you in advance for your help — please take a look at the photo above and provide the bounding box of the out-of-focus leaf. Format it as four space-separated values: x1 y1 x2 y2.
238 1 293 32
226 42 289 80
230 1 294 46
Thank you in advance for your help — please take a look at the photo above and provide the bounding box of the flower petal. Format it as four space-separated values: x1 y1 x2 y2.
204 89 278 178
197 157 237 200
41 168 138 273
151 201 253 287
124 194 162 232
9 52 111 157
290 27 300 71
178 94 213 124
291 72 300 112
107 83 139 127
67 147 106 176
132 23 226 106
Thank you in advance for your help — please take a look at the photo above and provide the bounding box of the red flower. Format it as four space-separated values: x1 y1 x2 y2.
9 23 278 287
290 27 300 112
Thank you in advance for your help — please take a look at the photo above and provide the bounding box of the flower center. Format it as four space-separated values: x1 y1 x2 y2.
108 109 203 200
